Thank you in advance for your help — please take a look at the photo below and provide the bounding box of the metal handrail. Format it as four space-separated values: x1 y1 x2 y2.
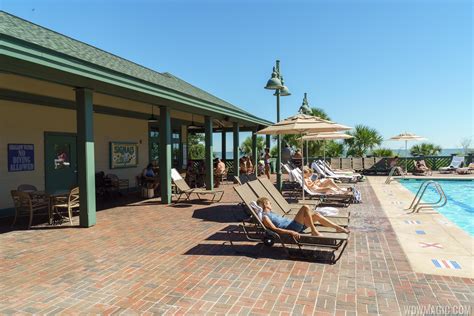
406 180 447 213
385 166 402 184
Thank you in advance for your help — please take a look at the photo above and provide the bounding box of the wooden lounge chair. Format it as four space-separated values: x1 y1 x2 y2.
233 184 350 264
171 169 224 203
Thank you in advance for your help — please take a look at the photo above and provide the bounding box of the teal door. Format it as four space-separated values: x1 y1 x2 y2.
45 133 77 194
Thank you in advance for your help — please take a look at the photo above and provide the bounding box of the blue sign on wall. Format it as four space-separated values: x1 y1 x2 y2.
8 144 35 172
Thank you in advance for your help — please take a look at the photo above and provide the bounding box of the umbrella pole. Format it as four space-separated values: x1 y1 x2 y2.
301 133 305 201
405 140 407 178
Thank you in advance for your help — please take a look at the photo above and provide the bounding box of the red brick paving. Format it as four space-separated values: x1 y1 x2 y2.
0 178 473 314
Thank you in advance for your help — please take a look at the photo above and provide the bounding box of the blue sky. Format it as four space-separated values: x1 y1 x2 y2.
3 0 472 152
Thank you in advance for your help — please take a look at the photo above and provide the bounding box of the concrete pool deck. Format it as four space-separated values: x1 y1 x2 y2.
369 176 473 278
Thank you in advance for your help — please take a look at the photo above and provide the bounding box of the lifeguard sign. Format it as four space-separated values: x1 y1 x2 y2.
8 144 34 172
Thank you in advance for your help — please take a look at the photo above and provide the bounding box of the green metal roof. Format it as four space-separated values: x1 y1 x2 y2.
0 11 272 126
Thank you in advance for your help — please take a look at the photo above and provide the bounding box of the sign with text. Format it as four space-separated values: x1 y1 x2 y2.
110 142 138 169
8 144 34 172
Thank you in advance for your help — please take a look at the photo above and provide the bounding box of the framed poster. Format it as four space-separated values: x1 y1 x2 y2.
8 144 34 172
110 142 138 169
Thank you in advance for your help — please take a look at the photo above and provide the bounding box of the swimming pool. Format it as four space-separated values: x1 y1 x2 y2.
399 180 474 236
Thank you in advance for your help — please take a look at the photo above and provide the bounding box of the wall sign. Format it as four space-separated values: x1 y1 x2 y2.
8 144 35 172
110 142 139 169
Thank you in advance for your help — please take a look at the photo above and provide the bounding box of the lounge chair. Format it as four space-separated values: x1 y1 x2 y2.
171 169 224 203
412 160 432 176
233 184 350 264
315 160 363 182
311 161 358 183
439 156 464 173
290 169 354 206
456 162 474 174
256 177 351 220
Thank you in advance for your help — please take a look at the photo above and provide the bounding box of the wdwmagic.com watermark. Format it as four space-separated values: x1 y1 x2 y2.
404 304 471 315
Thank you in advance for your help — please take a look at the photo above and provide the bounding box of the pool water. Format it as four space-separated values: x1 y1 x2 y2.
399 180 474 236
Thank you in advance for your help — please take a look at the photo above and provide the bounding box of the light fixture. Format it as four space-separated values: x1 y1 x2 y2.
264 66 283 90
298 92 312 114
188 114 201 130
276 76 291 96
148 105 157 122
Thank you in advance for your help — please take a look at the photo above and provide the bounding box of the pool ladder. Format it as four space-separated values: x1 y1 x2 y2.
406 180 447 213
385 166 403 184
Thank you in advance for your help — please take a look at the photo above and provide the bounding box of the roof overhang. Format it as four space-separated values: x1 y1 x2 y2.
0 35 273 128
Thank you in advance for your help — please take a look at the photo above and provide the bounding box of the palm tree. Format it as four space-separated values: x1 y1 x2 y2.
410 143 442 156
325 141 344 157
240 136 266 156
371 148 394 157
344 125 383 157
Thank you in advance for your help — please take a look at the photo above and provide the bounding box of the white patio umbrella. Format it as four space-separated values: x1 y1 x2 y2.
256 113 351 200
301 132 354 162
389 132 426 175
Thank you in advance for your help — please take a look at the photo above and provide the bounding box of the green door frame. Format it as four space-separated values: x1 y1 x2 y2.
44 131 78 193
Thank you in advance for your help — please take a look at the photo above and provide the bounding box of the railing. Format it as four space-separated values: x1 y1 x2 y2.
405 180 447 213
385 167 402 184
188 154 472 176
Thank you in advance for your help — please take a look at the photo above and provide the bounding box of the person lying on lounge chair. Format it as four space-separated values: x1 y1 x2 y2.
414 160 431 174
303 167 352 195
256 197 349 238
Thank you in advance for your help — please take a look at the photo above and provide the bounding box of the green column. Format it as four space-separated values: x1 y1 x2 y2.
76 88 96 227
205 116 214 189
159 106 172 204
221 130 226 161
233 122 239 179
252 130 258 175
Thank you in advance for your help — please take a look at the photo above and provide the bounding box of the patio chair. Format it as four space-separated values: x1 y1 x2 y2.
17 184 38 192
171 168 224 203
311 161 358 183
257 177 351 219
456 162 474 174
290 169 354 206
51 187 79 225
317 160 364 181
232 184 350 264
11 190 51 228
106 174 129 194
439 156 464 173
412 160 432 176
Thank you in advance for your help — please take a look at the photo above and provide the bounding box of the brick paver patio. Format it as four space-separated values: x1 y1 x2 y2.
1 179 472 315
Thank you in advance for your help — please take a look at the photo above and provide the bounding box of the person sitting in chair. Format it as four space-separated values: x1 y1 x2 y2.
245 156 254 174
142 163 159 190
239 157 247 175
256 197 348 238
303 167 352 195
414 160 431 174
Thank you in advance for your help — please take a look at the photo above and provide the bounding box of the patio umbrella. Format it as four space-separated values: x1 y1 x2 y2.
301 132 354 162
389 132 426 175
256 113 351 199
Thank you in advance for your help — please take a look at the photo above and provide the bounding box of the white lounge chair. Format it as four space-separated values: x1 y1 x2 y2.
311 161 358 183
439 156 464 174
